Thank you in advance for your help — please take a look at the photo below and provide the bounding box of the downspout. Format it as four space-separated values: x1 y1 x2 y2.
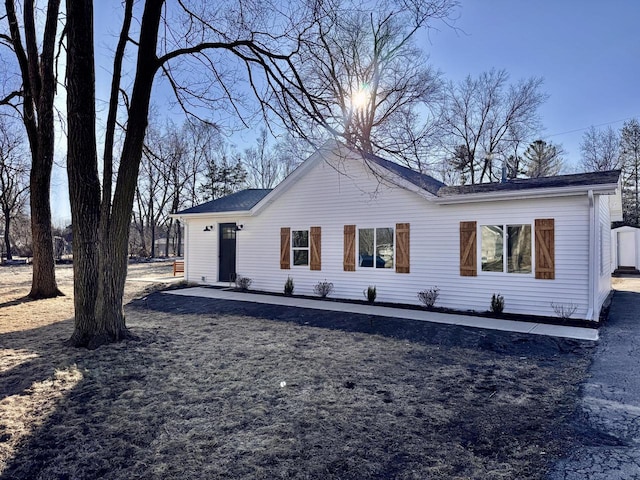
586 190 595 321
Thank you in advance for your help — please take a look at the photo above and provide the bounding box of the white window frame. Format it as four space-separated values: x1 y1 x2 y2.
357 226 395 270
479 222 534 276
291 228 309 268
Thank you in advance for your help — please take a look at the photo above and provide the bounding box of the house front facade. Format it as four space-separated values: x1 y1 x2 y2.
174 140 622 321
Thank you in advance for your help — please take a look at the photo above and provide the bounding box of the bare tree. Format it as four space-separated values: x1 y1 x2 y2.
273 133 315 177
242 129 282 189
522 139 564 178
0 117 29 260
579 125 621 172
291 0 457 169
620 119 640 226
65 0 343 347
0 0 62 297
441 69 547 184
181 120 220 206
134 120 177 258
133 118 199 257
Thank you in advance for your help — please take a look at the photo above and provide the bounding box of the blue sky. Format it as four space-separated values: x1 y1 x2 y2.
51 0 640 223
425 0 640 169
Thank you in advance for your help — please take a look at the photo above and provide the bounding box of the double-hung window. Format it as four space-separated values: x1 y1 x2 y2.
292 230 309 266
358 227 394 269
481 224 532 274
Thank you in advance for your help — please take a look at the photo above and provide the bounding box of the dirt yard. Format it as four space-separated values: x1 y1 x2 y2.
0 262 594 479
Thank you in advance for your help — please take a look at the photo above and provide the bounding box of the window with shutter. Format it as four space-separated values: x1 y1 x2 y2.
535 219 555 279
343 225 356 271
396 223 410 273
310 226 321 271
280 227 290 269
358 227 394 268
460 221 477 276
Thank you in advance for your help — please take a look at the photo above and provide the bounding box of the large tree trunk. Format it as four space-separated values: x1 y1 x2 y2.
30 0 60 295
65 0 102 347
5 0 62 298
29 96 61 297
28 174 60 297
96 0 161 334
65 0 163 348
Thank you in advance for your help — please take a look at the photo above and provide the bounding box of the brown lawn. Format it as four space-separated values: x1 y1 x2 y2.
0 262 592 479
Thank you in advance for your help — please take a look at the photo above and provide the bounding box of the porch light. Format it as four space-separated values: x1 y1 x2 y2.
203 225 213 232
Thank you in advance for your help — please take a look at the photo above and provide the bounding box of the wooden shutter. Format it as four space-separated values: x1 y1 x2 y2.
535 219 555 279
343 225 356 271
395 223 410 273
280 227 290 269
460 221 477 276
310 226 321 271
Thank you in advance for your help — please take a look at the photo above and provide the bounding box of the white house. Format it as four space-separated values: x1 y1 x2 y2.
173 140 622 322
611 226 640 273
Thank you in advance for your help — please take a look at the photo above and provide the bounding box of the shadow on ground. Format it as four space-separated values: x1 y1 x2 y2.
0 291 596 480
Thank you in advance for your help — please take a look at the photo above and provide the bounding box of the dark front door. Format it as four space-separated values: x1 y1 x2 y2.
218 223 237 282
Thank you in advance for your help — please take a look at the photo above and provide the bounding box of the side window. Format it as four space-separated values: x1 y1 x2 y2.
292 230 309 266
481 224 531 274
358 227 394 269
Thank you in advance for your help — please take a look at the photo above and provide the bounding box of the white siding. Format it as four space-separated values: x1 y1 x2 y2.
596 194 612 315
184 219 218 283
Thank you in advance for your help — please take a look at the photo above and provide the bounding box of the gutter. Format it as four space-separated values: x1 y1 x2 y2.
434 183 619 205
586 190 595 321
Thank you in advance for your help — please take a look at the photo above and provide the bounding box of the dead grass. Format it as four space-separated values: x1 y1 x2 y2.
0 262 592 479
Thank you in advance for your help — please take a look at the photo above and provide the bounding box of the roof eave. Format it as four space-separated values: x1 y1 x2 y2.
433 183 619 205
366 161 439 200
170 210 253 219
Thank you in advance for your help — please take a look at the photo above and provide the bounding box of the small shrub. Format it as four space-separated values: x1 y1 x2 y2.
284 276 294 295
551 301 578 320
490 293 505 314
363 285 377 304
313 279 334 298
417 287 439 308
235 275 252 291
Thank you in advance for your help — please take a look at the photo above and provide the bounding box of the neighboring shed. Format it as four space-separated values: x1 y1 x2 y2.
611 226 640 273
173 140 622 322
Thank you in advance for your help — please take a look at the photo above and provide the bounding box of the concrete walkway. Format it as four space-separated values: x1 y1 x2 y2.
164 287 599 341
549 278 640 479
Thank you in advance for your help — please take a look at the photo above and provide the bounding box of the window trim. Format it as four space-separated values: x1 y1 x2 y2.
357 226 395 271
479 222 535 276
291 228 310 267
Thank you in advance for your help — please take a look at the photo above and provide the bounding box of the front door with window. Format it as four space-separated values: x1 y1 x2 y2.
218 223 237 282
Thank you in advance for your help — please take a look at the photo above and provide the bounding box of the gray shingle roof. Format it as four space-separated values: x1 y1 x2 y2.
438 170 621 196
361 151 446 195
176 189 272 214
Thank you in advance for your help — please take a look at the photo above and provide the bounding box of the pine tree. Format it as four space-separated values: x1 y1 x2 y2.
522 140 563 178
200 155 247 201
620 119 640 226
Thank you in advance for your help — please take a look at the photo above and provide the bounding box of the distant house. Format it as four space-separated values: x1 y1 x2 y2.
173 140 622 321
